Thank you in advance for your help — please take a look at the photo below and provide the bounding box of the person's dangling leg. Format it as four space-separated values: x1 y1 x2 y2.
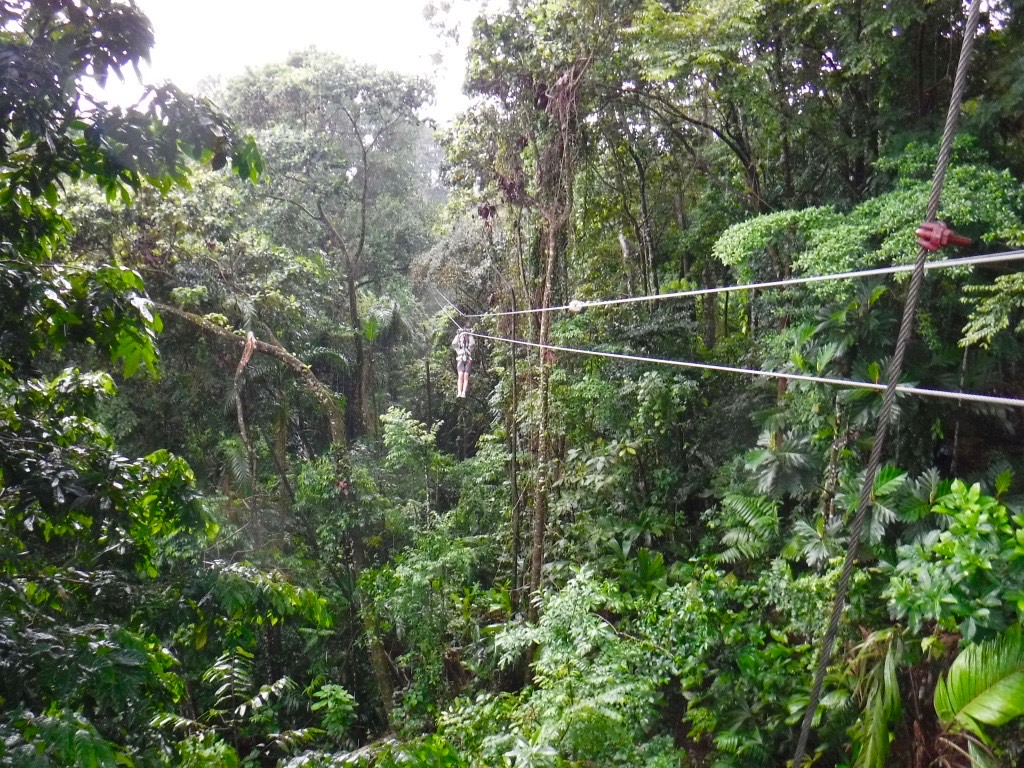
456 360 468 398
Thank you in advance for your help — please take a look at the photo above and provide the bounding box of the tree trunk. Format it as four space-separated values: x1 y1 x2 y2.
528 226 559 624
347 270 375 437
674 193 689 279
819 398 848 523
272 409 295 504
951 345 970 476
508 307 522 614
349 541 394 724
618 232 636 297
628 145 658 294
234 332 257 484
317 202 372 439
424 352 433 427
702 265 717 349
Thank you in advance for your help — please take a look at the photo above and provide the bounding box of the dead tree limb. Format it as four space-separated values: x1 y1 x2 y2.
153 301 346 446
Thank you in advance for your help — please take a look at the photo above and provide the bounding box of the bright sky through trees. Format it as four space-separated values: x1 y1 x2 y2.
103 0 485 121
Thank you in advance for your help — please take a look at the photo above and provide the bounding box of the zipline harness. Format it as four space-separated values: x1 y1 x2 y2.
452 328 475 398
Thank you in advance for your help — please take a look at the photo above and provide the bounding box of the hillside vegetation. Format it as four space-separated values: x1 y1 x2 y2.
3 1 1024 766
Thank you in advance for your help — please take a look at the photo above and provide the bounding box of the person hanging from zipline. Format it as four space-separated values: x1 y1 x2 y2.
452 328 475 398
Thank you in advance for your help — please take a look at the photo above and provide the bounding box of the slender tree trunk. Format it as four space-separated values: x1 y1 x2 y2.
272 408 295 504
702 265 717 349
951 345 969 476
346 270 375 437
529 226 559 624
508 301 522 614
674 192 689 279
774 39 794 206
235 390 255 486
820 398 848 522
628 145 658 294
618 232 636 297
234 332 258 482
361 351 375 435
348 541 394 724
424 353 433 427
636 230 650 296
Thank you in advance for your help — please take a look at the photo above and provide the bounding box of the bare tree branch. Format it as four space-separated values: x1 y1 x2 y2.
153 301 345 446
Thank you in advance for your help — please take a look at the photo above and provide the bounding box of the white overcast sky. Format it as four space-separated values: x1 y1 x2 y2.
105 0 489 122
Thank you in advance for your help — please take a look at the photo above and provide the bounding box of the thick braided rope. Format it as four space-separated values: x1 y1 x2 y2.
790 0 985 764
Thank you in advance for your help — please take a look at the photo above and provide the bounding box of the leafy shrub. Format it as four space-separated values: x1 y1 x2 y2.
884 479 1024 640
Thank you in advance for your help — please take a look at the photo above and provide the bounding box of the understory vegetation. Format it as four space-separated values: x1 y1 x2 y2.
4 0 1024 766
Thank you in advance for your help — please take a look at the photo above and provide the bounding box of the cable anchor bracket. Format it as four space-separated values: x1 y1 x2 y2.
915 221 971 251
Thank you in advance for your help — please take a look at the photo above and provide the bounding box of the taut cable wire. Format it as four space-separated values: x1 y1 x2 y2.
432 280 1024 409
791 0 985 763
466 330 1024 409
433 286 466 330
451 249 1024 319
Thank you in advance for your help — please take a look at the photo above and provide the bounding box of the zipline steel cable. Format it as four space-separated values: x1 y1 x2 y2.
462 329 1024 410
434 271 1024 409
434 244 1024 408
437 288 466 331
449 249 1024 319
436 278 1024 408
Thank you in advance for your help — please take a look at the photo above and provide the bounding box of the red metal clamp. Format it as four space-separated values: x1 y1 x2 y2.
915 221 971 251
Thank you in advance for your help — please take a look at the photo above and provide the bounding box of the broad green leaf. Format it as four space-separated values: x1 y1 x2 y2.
935 625 1024 741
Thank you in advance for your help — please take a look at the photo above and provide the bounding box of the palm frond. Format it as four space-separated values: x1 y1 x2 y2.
226 295 259 328
221 437 254 496
716 494 779 564
270 727 323 755
305 346 350 373
745 430 818 497
850 628 904 768
235 676 296 719
935 624 1024 743
202 646 255 710
785 516 844 569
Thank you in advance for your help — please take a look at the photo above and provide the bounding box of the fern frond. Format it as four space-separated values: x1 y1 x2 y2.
236 676 296 719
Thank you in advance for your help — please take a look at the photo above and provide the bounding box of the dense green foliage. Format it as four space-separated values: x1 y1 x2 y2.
5 0 1024 766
